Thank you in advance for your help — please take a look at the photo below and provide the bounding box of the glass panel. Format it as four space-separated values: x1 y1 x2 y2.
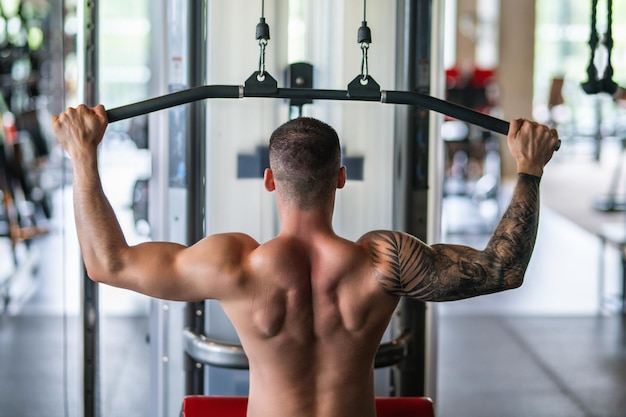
0 1 82 416
288 0 309 63
97 1 153 416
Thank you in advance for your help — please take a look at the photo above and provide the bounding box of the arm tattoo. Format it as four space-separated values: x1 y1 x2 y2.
365 174 541 301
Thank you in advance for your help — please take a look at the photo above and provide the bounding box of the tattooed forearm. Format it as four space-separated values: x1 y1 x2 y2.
364 173 541 301
484 173 541 283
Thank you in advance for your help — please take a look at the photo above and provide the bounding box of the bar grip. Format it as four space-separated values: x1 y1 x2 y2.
106 85 242 122
383 90 510 135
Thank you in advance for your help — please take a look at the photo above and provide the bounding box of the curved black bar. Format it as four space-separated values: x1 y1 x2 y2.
105 86 380 123
383 90 510 135
106 85 242 122
247 87 355 101
246 87 381 102
104 84 510 136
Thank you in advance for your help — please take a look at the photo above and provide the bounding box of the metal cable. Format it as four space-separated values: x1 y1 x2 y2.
358 0 371 82
603 0 614 80
581 0 600 94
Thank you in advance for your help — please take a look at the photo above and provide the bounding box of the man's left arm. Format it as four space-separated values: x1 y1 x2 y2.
362 172 539 302
363 119 556 301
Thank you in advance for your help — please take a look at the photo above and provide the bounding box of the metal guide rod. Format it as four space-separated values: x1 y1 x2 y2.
81 0 100 416
182 328 410 370
105 85 510 136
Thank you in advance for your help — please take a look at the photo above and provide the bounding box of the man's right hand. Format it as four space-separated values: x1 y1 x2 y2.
506 118 560 177
51 104 109 161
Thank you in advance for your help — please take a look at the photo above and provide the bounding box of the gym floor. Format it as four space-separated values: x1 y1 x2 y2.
1 141 626 417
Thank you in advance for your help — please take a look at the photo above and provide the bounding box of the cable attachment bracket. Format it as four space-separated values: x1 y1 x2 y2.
246 9 276 96
256 17 271 81
357 21 372 84
347 19 380 99
245 71 278 96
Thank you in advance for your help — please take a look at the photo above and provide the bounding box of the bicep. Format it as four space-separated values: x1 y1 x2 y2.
103 234 255 302
106 241 205 301
363 231 511 302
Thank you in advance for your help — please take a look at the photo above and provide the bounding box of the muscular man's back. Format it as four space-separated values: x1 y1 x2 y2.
52 108 556 417
220 233 400 417
53 108 556 417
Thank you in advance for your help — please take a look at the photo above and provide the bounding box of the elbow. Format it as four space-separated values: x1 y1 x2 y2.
83 264 104 283
506 273 525 290
83 255 125 285
84 263 111 284
491 258 527 291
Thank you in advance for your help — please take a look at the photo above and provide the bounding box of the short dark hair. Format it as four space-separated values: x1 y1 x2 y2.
269 117 341 208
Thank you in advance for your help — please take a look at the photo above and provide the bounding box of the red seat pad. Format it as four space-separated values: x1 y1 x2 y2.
181 395 435 417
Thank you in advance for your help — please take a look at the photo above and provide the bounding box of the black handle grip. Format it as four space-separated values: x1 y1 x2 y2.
106 85 242 122
383 90 510 135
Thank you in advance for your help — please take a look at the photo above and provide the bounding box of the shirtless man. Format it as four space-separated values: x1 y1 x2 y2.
52 105 559 417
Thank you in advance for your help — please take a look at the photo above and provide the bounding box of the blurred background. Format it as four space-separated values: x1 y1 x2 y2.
1 1 625 416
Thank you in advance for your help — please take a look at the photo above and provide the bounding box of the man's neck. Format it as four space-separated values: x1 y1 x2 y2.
278 205 335 238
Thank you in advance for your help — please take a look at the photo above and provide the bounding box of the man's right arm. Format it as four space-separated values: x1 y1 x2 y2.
361 119 559 302
52 105 258 302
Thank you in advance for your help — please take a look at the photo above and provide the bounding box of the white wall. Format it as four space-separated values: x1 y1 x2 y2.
204 0 397 241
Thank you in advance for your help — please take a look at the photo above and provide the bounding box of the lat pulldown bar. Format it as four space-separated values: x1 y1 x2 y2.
105 75 510 136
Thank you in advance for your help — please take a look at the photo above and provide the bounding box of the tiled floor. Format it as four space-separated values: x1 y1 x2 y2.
434 193 626 416
0 315 151 417
437 315 626 417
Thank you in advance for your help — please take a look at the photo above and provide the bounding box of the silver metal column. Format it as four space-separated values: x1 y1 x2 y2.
185 0 208 395
78 0 100 416
393 0 441 398
150 1 207 415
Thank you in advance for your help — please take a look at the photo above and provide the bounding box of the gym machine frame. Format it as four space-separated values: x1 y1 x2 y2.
101 0 510 388
80 1 513 415
80 1 100 416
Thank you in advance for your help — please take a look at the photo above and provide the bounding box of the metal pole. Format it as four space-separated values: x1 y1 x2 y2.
50 0 66 116
392 0 433 397
79 0 100 416
184 0 207 395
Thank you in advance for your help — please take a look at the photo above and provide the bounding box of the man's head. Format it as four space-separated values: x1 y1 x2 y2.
267 117 344 209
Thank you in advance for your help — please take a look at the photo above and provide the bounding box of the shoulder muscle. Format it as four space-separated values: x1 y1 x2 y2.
176 233 259 298
359 230 432 296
